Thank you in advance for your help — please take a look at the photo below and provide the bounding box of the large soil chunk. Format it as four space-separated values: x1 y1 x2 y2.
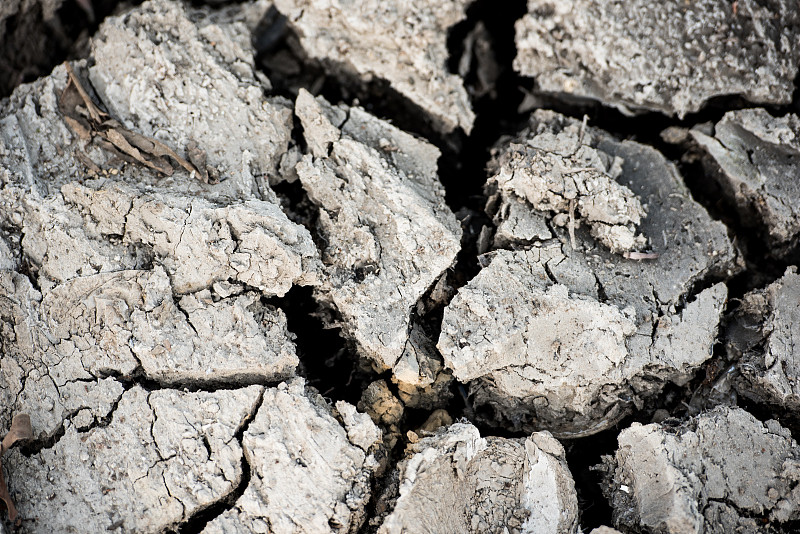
691 109 800 256
727 267 800 411
274 0 475 134
294 90 461 380
514 0 800 117
5 386 263 533
439 111 738 435
203 379 382 534
88 0 294 199
0 0 316 454
604 407 800 533
375 423 579 534
0 264 297 441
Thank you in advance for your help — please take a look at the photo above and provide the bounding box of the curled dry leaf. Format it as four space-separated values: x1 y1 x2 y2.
0 414 33 525
59 62 207 181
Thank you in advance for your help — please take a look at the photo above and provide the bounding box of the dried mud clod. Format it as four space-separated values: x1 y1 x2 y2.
273 0 476 134
602 406 800 533
514 0 800 117
439 110 740 436
690 109 800 259
726 267 800 413
292 89 461 392
372 422 579 534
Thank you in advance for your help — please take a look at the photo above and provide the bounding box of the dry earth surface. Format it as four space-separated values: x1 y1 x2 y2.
1 0 800 533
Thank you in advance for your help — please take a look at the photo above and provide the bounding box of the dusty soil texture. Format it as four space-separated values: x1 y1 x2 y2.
1 1 800 533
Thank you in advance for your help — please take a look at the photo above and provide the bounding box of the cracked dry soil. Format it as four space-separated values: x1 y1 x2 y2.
1 0 800 533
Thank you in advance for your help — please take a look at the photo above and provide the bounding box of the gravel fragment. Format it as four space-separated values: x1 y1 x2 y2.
274 0 475 134
376 422 579 534
294 90 461 380
514 0 800 117
440 111 738 435
691 109 800 256
604 407 800 533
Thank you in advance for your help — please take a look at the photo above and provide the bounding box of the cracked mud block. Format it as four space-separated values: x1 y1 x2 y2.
203 379 382 534
604 406 800 533
727 267 800 411
691 109 800 257
0 269 125 441
0 2 321 295
88 0 294 200
4 385 263 533
0 0 294 202
62 181 321 296
0 263 298 440
294 90 461 384
514 0 800 117
439 111 738 436
273 0 475 134
374 422 579 534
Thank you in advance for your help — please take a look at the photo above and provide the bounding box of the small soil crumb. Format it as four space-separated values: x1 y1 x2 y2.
274 0 475 134
727 267 800 412
202 379 382 534
514 0 800 117
691 109 800 257
294 90 461 383
5 386 263 533
603 406 800 533
374 423 579 534
440 110 739 436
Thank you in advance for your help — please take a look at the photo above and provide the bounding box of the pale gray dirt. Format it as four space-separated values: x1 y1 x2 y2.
1 0 800 532
438 110 739 436
514 0 800 117
6 385 264 533
604 406 800 533
273 0 475 134
202 379 382 534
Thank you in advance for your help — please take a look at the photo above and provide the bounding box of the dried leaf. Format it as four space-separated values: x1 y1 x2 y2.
64 63 107 124
59 62 209 182
63 115 92 141
1 415 33 453
100 129 173 176
75 150 102 174
116 128 198 177
0 414 33 525
186 140 213 184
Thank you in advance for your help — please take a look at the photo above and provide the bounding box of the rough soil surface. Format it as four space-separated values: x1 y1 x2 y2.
294 89 461 383
603 406 800 533
514 0 800 117
374 423 579 534
727 267 800 412
691 109 800 257
273 0 475 134
2 0 800 533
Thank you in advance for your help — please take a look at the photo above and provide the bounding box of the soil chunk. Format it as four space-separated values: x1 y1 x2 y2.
514 0 800 117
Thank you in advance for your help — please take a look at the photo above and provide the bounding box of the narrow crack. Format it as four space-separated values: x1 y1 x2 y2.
172 387 266 534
